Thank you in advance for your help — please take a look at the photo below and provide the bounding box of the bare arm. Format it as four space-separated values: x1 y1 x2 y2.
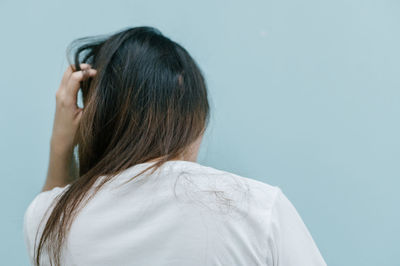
41 63 96 192
42 139 78 192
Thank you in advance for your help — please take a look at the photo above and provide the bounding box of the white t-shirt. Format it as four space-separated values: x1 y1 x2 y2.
23 160 327 266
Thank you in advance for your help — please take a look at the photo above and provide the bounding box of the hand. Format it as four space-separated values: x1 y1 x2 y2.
50 63 97 154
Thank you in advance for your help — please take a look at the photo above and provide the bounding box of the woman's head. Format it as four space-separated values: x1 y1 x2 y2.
70 26 210 176
34 26 210 266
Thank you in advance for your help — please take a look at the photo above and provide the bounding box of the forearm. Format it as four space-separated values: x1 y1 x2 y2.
42 138 79 192
42 63 95 192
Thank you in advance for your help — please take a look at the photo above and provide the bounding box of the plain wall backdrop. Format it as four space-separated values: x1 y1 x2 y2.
1 0 399 265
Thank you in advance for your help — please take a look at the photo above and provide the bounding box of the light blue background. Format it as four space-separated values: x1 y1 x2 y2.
1 0 399 265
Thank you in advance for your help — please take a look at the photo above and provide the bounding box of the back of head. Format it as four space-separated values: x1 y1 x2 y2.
68 26 210 176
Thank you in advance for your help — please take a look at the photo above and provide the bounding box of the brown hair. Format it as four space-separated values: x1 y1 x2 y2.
34 26 210 265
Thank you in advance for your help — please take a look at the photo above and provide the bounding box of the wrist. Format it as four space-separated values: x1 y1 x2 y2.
50 137 75 157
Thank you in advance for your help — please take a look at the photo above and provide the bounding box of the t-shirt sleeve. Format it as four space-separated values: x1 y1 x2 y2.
23 185 71 265
23 192 40 265
268 188 327 266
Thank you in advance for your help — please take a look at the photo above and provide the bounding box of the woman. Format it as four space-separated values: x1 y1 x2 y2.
23 26 327 266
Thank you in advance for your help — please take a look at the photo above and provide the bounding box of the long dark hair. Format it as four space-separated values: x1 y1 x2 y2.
34 26 210 266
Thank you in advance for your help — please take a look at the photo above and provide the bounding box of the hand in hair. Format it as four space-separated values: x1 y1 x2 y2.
42 64 97 192
51 63 97 153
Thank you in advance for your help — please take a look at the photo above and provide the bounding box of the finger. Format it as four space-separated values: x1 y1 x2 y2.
60 65 74 87
65 68 97 107
61 64 92 87
74 63 92 71
70 63 92 72
67 68 97 92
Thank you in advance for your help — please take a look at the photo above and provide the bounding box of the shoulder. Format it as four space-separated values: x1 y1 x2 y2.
191 165 327 265
196 162 280 193
23 185 71 260
24 185 71 222
24 184 71 230
180 162 282 211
